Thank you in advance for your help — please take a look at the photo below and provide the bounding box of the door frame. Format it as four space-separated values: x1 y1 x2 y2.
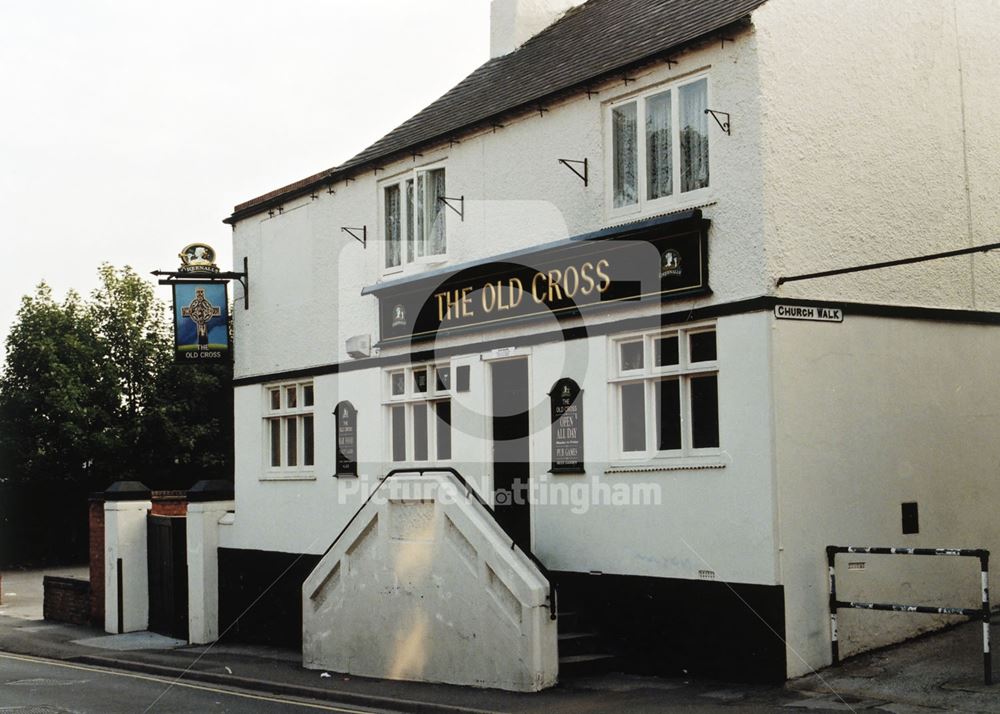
486 353 533 550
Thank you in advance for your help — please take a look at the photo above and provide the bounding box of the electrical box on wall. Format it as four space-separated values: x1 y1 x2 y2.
346 334 371 359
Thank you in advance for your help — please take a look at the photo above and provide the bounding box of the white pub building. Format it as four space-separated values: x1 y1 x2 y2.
105 0 1000 691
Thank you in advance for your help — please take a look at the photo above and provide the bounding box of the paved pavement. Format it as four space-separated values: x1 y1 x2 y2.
0 565 88 620
3 565 1000 712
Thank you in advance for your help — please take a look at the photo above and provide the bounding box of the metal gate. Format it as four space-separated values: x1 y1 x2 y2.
147 515 188 640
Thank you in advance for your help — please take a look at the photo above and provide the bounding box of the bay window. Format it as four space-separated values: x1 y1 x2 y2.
610 76 710 213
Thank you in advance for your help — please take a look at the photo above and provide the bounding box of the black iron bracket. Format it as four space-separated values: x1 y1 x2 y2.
438 196 464 221
536 104 549 118
622 72 636 86
326 183 336 195
152 256 250 310
585 87 599 100
341 226 367 248
558 158 588 186
705 109 731 135
492 121 505 133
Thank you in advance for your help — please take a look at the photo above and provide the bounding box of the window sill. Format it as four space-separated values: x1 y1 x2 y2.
605 461 726 474
260 472 317 482
607 198 717 227
380 257 449 281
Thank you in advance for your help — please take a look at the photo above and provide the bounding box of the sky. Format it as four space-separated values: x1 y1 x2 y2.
0 0 490 351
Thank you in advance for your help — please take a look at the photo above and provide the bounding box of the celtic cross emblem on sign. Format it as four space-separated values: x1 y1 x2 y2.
182 288 221 346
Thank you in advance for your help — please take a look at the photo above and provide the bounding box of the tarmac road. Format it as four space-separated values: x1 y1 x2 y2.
0 651 394 714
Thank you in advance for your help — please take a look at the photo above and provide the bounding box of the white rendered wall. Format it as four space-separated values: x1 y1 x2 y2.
531 311 778 584
104 500 151 634
225 28 772 564
231 28 768 379
302 473 558 691
772 316 1000 677
226 311 780 590
753 0 1000 309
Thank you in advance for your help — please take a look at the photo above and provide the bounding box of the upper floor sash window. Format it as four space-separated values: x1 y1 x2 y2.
382 167 447 272
609 76 710 214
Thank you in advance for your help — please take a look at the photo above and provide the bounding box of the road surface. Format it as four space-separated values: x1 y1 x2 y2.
0 651 394 714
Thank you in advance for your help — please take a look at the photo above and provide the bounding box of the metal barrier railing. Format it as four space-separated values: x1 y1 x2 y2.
826 546 991 685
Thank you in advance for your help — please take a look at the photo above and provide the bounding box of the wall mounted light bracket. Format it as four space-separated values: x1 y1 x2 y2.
705 109 731 135
558 158 589 186
341 226 367 248
438 196 465 221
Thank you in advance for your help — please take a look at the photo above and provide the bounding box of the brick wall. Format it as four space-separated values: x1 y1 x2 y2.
44 576 91 625
151 491 187 517
88 496 104 625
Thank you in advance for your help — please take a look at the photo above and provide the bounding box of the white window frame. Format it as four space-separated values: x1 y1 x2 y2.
380 164 448 275
384 363 453 465
605 72 713 220
263 381 316 479
609 325 720 461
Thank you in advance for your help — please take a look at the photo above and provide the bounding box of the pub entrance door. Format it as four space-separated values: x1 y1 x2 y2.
490 357 531 551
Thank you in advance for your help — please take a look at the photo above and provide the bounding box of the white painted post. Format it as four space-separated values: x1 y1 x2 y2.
186 480 234 645
103 482 152 634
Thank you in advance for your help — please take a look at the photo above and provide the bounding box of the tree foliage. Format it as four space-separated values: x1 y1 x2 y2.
0 283 118 486
0 266 232 491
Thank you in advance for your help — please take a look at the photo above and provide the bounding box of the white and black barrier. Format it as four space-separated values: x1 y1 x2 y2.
826 545 991 685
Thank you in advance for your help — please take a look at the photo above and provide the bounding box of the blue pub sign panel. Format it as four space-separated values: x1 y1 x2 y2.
173 282 230 363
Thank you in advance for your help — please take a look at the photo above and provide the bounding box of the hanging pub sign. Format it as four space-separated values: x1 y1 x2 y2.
364 211 710 345
549 378 584 474
172 282 230 363
335 401 358 477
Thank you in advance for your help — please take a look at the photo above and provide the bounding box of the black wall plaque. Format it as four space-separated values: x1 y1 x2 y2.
335 401 358 477
368 214 710 345
549 378 584 474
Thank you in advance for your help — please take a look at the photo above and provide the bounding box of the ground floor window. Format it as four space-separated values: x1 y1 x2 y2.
611 326 719 458
386 364 452 463
265 382 315 471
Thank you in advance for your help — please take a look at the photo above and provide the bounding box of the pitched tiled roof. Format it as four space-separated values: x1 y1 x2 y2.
227 0 767 222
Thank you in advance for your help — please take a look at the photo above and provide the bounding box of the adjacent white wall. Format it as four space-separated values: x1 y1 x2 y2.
754 0 1000 309
772 315 1000 677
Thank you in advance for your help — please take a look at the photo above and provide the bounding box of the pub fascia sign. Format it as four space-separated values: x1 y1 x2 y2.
370 215 710 344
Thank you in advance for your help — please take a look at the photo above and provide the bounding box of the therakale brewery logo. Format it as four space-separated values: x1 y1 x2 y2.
660 248 682 277
391 304 407 327
178 243 220 274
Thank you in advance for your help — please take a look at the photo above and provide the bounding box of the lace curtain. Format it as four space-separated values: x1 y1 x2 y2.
428 168 446 256
612 102 638 208
680 79 709 193
384 184 401 268
645 91 672 200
